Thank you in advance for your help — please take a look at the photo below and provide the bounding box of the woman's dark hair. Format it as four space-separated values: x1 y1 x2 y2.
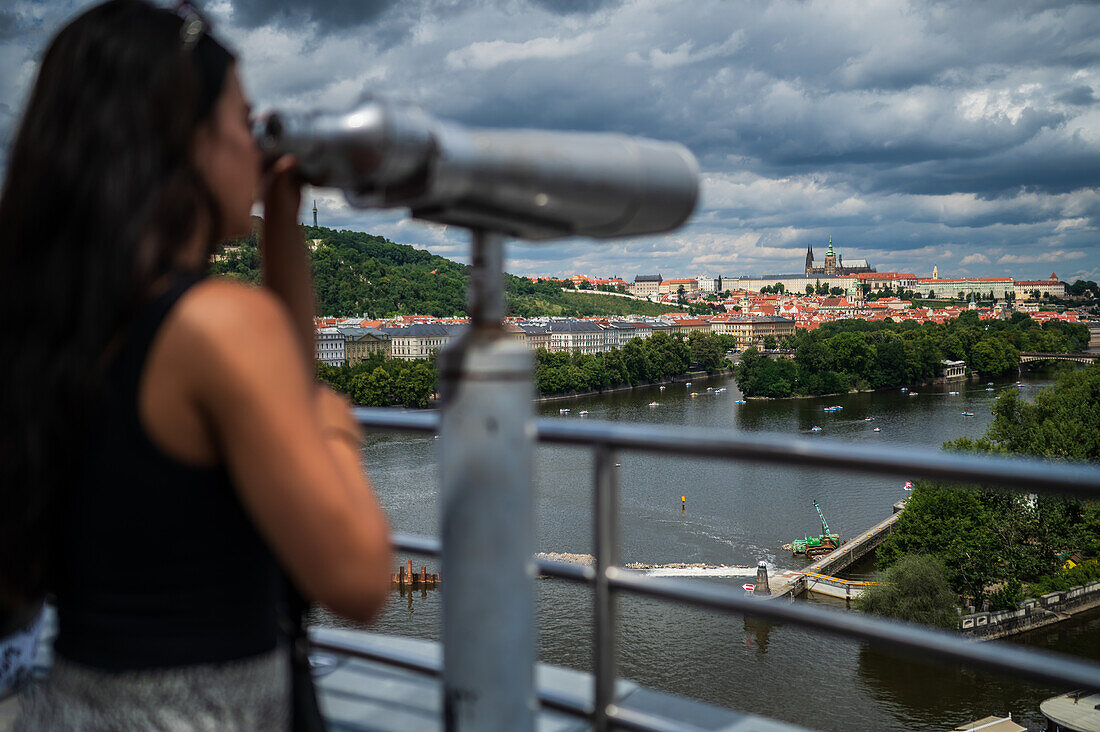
0 0 235 608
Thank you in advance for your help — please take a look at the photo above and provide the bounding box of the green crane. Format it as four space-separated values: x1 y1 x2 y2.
786 500 840 556
814 499 831 537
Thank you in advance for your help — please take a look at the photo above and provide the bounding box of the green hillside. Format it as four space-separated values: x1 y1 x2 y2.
210 223 686 318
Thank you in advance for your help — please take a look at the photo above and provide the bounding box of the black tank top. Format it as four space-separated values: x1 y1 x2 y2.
54 272 284 670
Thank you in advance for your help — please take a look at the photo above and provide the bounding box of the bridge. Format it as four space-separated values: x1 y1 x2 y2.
802 571 883 600
1019 352 1099 364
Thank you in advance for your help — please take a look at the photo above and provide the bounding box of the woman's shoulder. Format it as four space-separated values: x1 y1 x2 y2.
181 277 291 330
167 277 300 374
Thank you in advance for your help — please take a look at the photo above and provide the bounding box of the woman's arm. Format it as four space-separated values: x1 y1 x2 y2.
178 281 392 622
260 155 316 375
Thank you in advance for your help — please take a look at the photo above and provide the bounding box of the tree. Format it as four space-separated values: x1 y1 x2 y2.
773 282 785 294
830 287 844 296
763 335 777 350
676 285 687 304
876 482 998 603
353 366 394 406
392 361 436 408
805 284 814 295
857 555 959 628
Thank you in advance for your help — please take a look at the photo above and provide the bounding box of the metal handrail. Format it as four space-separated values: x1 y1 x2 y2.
350 407 1100 730
354 407 1100 497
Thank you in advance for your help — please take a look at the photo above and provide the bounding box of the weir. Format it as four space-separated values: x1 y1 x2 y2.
773 500 905 600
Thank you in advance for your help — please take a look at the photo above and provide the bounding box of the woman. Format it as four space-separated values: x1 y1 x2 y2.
0 0 392 727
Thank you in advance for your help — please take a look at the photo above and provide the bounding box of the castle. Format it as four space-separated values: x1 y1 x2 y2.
804 238 875 276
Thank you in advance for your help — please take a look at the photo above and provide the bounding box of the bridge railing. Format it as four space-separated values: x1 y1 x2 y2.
317 407 1100 731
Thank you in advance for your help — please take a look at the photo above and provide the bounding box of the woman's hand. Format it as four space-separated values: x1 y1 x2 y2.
259 154 315 370
261 154 301 232
315 384 363 445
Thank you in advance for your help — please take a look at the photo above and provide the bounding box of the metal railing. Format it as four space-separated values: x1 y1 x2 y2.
320 406 1100 731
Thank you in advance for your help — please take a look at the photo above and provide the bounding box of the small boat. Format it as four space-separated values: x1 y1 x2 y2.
985 387 994 392
579 410 589 416
948 391 959 395
961 411 974 417
873 427 881 432
685 382 692 387
648 401 660 407
864 417 875 422
901 387 908 392
690 392 699 398
659 386 666 391
735 399 746 405
810 426 822 432
706 387 713 392
903 481 913 491
908 392 918 397
987 382 993 386
559 408 570 414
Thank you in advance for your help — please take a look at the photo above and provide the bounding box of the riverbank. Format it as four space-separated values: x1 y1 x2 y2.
960 580 1100 640
535 368 733 403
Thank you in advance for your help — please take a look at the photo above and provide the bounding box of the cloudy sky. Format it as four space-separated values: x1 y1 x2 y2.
3 0 1099 281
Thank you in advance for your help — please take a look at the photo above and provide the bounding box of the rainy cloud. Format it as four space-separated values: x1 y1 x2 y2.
1 0 1098 281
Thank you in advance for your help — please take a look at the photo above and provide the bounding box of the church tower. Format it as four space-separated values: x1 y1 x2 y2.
932 264 938 279
805 244 815 275
313 200 318 228
824 237 837 275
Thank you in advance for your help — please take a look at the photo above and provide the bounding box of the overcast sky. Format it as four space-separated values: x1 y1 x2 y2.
3 0 1098 281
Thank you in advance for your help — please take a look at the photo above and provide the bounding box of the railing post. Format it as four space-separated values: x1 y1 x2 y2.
437 230 536 732
593 444 620 731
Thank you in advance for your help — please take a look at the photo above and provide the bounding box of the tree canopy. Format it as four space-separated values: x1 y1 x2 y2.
211 224 686 318
875 364 1100 609
732 314 1088 398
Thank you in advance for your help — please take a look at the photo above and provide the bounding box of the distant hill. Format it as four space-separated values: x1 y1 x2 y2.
210 223 686 318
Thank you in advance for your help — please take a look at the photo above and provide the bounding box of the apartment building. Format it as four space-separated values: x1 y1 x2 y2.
710 316 795 349
384 323 463 360
337 326 391 365
315 327 345 366
548 320 605 355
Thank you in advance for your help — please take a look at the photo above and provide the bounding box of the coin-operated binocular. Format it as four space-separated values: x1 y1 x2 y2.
256 98 700 730
254 98 699 242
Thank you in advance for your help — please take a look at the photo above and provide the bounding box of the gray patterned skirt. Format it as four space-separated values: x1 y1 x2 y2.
14 648 290 731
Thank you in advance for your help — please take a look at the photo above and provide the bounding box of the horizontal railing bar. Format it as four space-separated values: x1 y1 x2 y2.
606 568 1100 692
392 531 441 556
309 630 716 732
607 705 711 732
388 530 1100 691
310 630 442 677
352 407 439 434
391 533 596 582
535 419 1100 498
352 409 1100 498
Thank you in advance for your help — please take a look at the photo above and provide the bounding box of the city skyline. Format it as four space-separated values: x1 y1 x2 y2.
1 1 1097 281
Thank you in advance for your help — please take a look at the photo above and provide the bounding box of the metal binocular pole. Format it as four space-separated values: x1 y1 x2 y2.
436 230 536 732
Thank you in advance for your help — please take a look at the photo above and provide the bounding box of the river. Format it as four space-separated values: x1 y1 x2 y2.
321 366 1097 731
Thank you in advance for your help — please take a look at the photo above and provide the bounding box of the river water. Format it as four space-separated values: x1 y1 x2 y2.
324 367 1097 731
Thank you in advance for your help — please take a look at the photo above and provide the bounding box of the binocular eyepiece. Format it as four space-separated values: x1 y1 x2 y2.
254 99 699 241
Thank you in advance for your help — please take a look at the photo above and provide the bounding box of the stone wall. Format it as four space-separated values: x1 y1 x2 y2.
959 580 1100 640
